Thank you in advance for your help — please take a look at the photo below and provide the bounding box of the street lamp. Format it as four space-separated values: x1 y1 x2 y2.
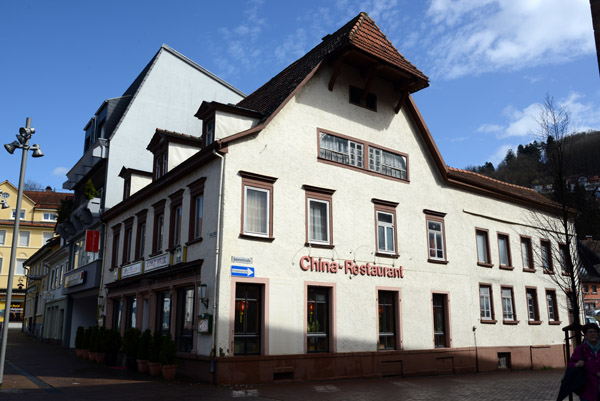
0 117 43 386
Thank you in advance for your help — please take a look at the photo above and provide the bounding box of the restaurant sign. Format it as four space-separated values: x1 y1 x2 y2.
121 261 143 278
299 256 403 279
64 271 85 288
145 252 169 272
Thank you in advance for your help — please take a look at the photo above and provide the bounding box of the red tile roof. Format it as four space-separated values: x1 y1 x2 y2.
24 189 72 209
237 12 428 123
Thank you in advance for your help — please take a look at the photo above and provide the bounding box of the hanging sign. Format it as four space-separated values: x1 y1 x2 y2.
85 230 100 252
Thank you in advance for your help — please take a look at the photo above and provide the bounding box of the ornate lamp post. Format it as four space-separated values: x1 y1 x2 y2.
0 118 43 385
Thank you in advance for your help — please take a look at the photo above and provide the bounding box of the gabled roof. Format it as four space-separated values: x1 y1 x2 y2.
23 188 72 209
146 128 203 152
236 12 427 124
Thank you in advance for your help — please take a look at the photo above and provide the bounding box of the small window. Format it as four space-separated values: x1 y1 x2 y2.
520 236 534 271
12 209 25 220
497 233 512 268
584 284 589 294
546 290 559 322
19 231 30 247
593 285 598 295
425 211 446 262
349 85 377 111
376 212 395 254
169 190 184 249
152 200 166 253
123 226 133 264
188 177 206 242
241 172 277 239
135 210 147 260
501 287 516 322
42 212 56 222
540 240 553 273
476 229 491 266
479 284 495 322
204 120 215 146
498 352 511 369
526 288 540 323
304 186 335 247
154 152 168 180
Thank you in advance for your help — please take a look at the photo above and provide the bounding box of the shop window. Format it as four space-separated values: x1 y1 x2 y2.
176 287 195 352
234 283 262 355
304 185 335 247
546 290 559 323
156 291 171 336
307 286 330 353
378 290 398 350
476 229 492 266
497 233 512 268
152 200 166 254
520 236 534 271
540 240 553 273
240 171 276 239
433 293 450 348
169 189 184 249
425 210 447 262
126 297 137 329
187 177 206 242
479 284 495 322
135 210 147 260
112 299 123 331
501 287 517 323
526 287 540 323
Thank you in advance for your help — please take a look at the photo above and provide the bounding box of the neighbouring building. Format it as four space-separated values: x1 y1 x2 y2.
580 239 600 314
52 44 245 347
0 181 70 327
101 13 573 384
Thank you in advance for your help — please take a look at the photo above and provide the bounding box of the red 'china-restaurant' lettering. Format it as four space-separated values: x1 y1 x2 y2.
299 256 403 279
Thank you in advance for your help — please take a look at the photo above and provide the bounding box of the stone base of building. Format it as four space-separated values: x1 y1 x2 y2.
175 344 566 385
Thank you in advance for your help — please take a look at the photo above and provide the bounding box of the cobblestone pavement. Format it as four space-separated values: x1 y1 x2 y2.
0 329 574 400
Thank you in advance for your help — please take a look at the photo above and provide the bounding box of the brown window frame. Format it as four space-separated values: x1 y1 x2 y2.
520 235 535 272
526 287 541 324
187 177 206 244
479 283 496 324
373 199 399 258
432 292 450 348
134 209 147 261
424 210 447 264
168 189 184 250
122 217 134 265
111 224 121 270
497 232 513 270
240 171 277 240
500 286 518 324
203 118 215 147
559 243 569 275
475 228 493 267
152 200 166 254
540 239 554 274
303 185 335 248
545 289 560 324
377 289 400 350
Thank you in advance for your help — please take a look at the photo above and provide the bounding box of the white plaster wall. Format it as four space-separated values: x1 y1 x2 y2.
130 174 152 195
213 63 567 356
104 49 244 209
215 111 258 140
168 143 200 169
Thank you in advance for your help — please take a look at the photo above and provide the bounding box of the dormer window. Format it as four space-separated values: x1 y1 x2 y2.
154 151 167 180
204 119 215 146
349 86 377 111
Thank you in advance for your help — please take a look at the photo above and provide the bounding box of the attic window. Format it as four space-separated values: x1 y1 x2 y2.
349 86 377 111
204 120 215 146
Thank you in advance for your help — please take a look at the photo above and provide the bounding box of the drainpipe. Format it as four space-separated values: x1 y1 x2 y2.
210 149 226 382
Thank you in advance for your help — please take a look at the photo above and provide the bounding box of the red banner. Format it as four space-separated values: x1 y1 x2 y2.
85 230 100 252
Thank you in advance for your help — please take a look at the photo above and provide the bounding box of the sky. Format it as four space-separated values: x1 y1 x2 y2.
1 0 598 192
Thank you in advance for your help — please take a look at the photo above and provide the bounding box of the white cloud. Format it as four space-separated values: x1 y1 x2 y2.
52 167 68 176
488 144 515 165
476 123 502 134
424 0 594 79
502 103 540 138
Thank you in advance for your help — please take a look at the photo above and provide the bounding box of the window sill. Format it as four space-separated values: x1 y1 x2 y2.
375 252 399 259
562 272 571 276
503 320 519 325
528 320 542 325
427 258 448 265
305 242 334 249
477 262 494 268
499 265 514 271
186 237 203 246
522 268 536 273
543 270 555 275
240 234 275 242
481 319 497 324
549 321 562 325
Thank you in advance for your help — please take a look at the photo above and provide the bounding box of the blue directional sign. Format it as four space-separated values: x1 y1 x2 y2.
231 265 255 277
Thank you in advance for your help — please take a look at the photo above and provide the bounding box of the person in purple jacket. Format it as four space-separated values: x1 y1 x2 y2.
569 323 600 401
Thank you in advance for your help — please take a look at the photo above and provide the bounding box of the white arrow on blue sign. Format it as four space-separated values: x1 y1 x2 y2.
231 265 255 277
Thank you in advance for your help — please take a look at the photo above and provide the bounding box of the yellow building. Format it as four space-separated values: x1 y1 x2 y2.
0 180 71 325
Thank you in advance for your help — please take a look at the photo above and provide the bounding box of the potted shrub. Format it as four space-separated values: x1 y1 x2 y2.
136 329 152 374
160 333 177 381
148 330 163 377
88 326 99 362
122 328 141 370
75 326 85 358
94 327 106 364
102 329 121 366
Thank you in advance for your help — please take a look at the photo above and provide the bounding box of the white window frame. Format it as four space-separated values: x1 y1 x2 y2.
376 211 395 254
244 186 270 237
12 209 25 220
368 147 407 180
546 291 557 322
427 219 445 261
319 132 363 168
308 198 330 245
479 285 493 320
476 229 490 265
501 287 515 321
42 212 57 222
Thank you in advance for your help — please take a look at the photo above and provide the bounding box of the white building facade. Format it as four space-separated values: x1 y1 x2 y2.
102 13 570 384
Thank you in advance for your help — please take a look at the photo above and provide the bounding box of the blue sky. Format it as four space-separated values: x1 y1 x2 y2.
1 0 598 192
